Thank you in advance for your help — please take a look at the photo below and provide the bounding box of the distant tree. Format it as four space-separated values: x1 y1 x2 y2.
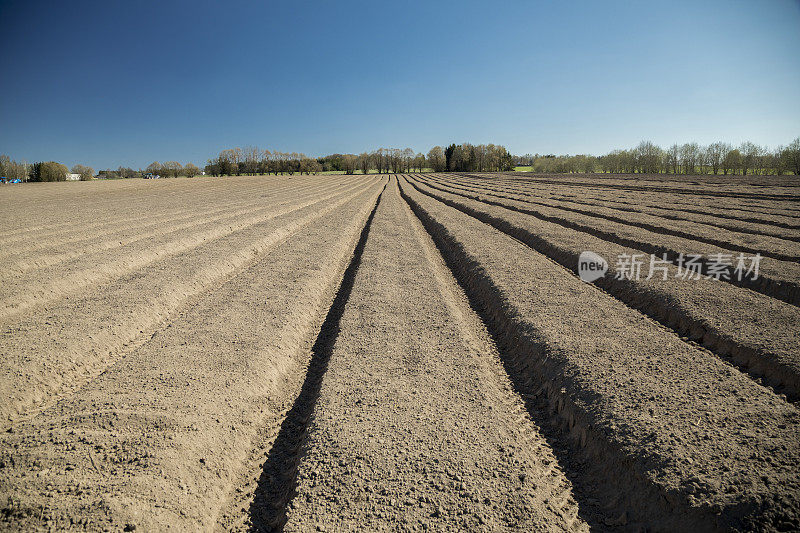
97 170 120 179
679 143 700 174
739 142 759 175
357 152 371 174
754 145 770 175
116 166 139 179
768 148 785 175
215 152 233 176
71 164 94 181
696 145 709 174
301 158 322 174
427 146 445 172
146 161 162 176
30 161 68 182
162 161 182 178
258 149 272 175
216 148 242 175
414 152 426 172
243 146 260 175
400 148 414 173
204 159 219 176
635 141 661 174
341 154 357 175
444 144 456 171
0 155 29 181
665 144 680 174
497 146 514 171
722 149 741 175
317 153 345 172
781 138 800 175
184 163 199 178
580 155 597 173
373 148 386 174
705 142 728 175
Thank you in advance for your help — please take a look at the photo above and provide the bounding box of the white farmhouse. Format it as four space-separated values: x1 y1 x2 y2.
65 173 80 181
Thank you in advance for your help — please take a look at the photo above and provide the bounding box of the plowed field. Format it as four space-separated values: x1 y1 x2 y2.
1 173 798 531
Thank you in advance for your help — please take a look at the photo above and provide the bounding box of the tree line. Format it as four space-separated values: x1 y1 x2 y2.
202 143 514 176
203 147 427 176
5 138 795 183
0 156 203 182
517 138 800 175
0 155 95 182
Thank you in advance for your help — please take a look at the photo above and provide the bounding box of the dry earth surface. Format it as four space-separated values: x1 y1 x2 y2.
0 172 798 532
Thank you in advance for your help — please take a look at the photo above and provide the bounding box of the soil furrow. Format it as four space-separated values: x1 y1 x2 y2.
478 172 800 201
458 173 800 221
407 176 800 399
424 174 800 263
0 179 386 531
0 180 275 247
408 175 800 307
235 181 385 532
0 176 330 260
0 180 378 425
0 177 270 238
0 177 372 320
430 174 800 242
398 176 800 531
0 174 329 242
278 178 586 532
0 178 353 276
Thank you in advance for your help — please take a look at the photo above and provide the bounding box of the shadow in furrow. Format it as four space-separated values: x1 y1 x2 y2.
397 178 721 531
410 174 800 307
407 175 800 401
461 172 799 202
246 184 385 532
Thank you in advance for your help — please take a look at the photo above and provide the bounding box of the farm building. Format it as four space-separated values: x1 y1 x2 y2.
65 173 80 181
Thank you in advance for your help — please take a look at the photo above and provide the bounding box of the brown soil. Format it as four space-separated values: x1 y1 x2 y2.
1 173 798 531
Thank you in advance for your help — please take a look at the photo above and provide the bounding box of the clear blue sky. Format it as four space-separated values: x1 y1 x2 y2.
1 0 798 169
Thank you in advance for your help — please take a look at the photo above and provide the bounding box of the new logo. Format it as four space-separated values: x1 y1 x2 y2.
578 251 608 282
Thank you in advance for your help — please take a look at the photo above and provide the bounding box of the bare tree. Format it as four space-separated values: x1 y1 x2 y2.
665 144 679 174
706 142 728 175
739 142 759 175
1 155 30 181
781 138 800 176
635 140 661 174
357 152 371 174
679 143 700 174
243 146 260 175
341 154 357 174
401 148 415 173
414 152 426 172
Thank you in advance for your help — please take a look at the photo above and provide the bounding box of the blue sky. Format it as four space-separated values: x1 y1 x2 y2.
1 0 798 169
